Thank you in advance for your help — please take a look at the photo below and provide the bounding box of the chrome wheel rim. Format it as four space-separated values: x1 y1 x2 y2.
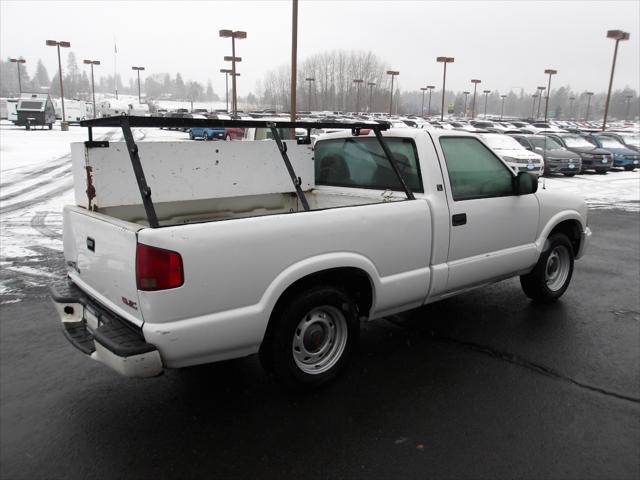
292 305 348 375
545 245 570 291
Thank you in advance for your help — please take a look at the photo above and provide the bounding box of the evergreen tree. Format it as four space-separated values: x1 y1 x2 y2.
34 60 50 90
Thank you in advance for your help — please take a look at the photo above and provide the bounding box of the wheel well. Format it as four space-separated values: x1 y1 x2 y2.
260 267 373 353
550 220 582 255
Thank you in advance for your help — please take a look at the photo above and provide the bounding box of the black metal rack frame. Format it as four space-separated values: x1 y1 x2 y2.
80 116 415 228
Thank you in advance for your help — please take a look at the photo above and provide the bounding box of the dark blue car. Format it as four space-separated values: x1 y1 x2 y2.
189 127 226 140
583 134 640 171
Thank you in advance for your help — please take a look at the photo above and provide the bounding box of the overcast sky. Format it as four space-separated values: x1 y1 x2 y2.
1 0 638 97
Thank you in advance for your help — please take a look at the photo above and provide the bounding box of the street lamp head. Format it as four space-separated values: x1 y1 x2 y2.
84 60 100 65
368 82 376 86
537 86 546 91
305 77 315 82
585 92 594 96
386 70 399 75
224 56 242 62
500 95 507 98
437 56 455 63
607 30 630 40
46 40 57 46
353 79 364 83
9 58 26 64
219 29 233 38
233 31 247 39
544 69 558 75
463 91 470 95
132 66 145 71
471 79 481 84
220 68 232 73
420 87 428 91
483 90 491 94
427 85 435 90
59 41 71 48
533 94 539 98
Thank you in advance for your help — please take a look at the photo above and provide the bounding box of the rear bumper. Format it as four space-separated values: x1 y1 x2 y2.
50 280 163 378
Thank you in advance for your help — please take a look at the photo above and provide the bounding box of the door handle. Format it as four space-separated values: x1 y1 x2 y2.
452 213 467 226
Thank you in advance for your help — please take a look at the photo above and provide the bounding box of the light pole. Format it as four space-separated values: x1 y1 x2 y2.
602 30 630 130
131 66 145 105
83 60 100 119
585 92 594 121
462 91 470 118
8 58 26 94
436 56 454 121
543 69 557 122
569 96 575 119
367 82 376 113
305 77 315 112
483 90 490 119
531 94 539 119
353 79 363 114
471 79 481 119
500 94 507 120
625 94 633 121
220 68 232 112
536 86 546 119
220 29 247 118
426 85 435 117
46 40 71 130
386 70 399 116
420 87 428 117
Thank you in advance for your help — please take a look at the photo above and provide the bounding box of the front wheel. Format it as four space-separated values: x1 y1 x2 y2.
261 285 359 390
520 233 574 303
48 123 53 130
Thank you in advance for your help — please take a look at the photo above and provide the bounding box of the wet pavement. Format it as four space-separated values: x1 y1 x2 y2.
1 209 638 480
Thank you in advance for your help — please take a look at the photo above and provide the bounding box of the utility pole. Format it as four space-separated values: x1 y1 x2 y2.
462 91 470 118
436 56 454 121
602 30 630 130
536 86 546 119
220 29 247 118
420 87 428 117
8 58 26 94
500 94 506 120
543 69 557 121
483 90 490 119
426 85 435 117
131 66 145 104
471 79 481 119
83 60 100 118
585 92 594 121
46 40 71 130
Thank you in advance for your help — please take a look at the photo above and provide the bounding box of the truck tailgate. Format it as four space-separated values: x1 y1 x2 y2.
63 205 144 326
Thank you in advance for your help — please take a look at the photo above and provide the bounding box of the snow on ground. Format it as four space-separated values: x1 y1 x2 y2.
0 120 638 302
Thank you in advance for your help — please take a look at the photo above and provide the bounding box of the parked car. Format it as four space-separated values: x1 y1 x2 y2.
541 133 612 174
599 131 640 153
52 117 590 389
478 133 544 176
582 134 640 171
510 134 582 176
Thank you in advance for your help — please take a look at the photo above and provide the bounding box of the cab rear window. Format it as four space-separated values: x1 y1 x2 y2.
314 137 423 193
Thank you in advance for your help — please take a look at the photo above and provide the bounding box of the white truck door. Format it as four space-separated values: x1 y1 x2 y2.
437 136 540 292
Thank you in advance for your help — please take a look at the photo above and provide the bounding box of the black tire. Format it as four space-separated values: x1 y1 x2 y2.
596 169 608 175
520 233 574 303
189 131 195 140
261 285 359 390
48 123 53 130
624 166 636 171
563 173 576 177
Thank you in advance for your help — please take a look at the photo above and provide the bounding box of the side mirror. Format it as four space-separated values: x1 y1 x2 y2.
514 172 538 195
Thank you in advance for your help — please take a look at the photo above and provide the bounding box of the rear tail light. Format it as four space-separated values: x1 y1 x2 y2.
136 243 183 291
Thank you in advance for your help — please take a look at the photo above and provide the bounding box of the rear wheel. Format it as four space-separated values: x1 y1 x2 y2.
261 285 359 390
520 233 574 303
48 123 53 130
624 165 636 171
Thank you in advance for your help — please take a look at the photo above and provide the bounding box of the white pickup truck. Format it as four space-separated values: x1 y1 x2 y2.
51 117 591 389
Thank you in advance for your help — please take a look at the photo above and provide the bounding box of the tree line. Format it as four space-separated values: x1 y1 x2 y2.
1 52 220 102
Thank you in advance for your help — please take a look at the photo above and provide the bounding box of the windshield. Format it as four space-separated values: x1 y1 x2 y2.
19 101 43 110
596 136 625 149
622 135 640 148
562 136 595 148
529 137 563 150
480 134 523 150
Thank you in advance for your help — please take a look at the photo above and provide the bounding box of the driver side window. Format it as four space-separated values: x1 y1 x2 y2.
440 137 513 201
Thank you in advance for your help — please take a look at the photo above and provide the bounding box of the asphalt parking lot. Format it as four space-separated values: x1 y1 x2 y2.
0 208 638 480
